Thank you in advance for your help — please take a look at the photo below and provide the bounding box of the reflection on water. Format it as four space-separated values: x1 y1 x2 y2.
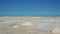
0 16 60 34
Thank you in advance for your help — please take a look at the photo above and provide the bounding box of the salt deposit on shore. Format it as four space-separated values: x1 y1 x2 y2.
0 16 60 34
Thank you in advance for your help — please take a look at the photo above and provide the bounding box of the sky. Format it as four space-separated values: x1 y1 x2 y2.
0 0 60 16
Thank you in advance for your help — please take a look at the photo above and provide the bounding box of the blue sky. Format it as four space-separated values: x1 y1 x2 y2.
0 0 60 16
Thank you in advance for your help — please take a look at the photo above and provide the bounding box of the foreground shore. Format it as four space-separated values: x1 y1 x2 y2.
0 16 60 34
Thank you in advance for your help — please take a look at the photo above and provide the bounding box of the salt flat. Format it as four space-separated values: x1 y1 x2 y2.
0 16 60 34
